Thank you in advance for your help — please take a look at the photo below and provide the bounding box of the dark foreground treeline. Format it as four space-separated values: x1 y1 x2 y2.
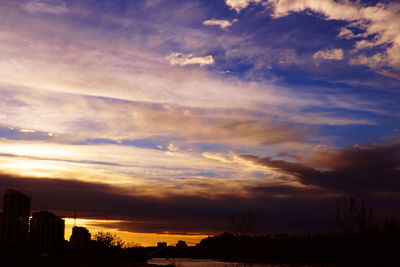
1 223 400 267
149 204 400 267
187 225 400 266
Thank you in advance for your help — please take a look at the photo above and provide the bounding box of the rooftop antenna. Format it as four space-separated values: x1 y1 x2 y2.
73 208 77 227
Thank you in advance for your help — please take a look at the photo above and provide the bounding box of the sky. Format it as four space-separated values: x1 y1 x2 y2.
0 0 399 246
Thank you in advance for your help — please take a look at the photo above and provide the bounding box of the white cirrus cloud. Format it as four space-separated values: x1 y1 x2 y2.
349 53 387 70
313 48 344 61
166 52 215 67
21 0 68 15
203 18 238 30
225 0 263 13
265 0 400 74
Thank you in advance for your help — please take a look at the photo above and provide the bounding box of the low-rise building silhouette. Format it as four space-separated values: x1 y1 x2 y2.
30 210 65 253
70 226 91 247
157 241 167 248
2 189 31 247
176 240 187 248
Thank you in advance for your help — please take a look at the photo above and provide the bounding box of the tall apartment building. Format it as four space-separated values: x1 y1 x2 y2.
30 210 65 252
2 189 31 246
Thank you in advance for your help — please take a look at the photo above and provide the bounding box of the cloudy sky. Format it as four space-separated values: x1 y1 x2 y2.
0 0 399 246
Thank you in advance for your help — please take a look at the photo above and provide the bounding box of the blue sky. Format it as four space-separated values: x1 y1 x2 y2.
0 0 399 245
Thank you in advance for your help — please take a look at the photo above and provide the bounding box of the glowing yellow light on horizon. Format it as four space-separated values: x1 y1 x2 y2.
0 143 72 158
4 159 69 178
63 218 208 247
64 218 126 226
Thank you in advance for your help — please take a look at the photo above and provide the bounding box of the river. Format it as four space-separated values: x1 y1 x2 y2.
148 258 308 266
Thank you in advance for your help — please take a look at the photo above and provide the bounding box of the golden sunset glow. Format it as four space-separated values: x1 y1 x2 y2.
64 218 208 247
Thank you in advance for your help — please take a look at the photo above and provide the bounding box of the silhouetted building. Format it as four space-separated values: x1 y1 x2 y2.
157 241 167 248
70 226 91 247
2 189 31 246
30 211 65 253
176 240 187 248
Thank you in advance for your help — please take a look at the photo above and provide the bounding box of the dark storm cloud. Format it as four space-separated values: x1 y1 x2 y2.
241 143 400 193
0 172 343 234
0 173 234 233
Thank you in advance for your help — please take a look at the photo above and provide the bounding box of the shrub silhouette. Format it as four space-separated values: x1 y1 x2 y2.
94 231 124 249
231 208 263 237
334 195 375 234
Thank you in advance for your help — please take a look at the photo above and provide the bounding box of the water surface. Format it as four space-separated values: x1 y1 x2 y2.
148 258 305 266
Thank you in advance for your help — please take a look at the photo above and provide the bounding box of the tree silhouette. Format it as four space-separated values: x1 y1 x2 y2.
94 231 124 248
231 208 263 236
334 195 374 234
